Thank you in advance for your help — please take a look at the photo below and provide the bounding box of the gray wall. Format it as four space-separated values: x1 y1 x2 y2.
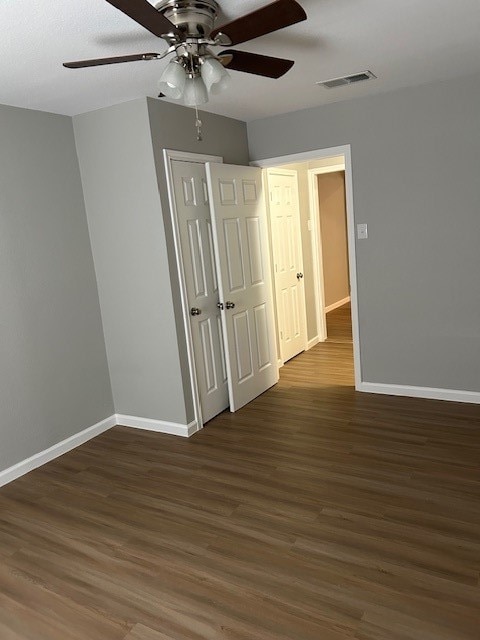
248 73 480 392
0 104 113 472
74 99 188 424
74 98 249 425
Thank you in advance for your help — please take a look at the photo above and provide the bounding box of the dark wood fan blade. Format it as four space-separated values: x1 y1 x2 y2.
105 0 178 38
212 0 306 46
63 53 160 68
219 50 294 78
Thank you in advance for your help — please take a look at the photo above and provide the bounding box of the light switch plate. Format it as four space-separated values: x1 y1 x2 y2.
357 223 368 240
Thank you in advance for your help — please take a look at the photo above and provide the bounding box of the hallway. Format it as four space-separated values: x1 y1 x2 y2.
280 301 354 392
326 302 353 344
0 314 479 638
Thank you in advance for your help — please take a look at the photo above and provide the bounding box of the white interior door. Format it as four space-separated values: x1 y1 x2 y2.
266 168 308 363
171 160 229 424
206 163 279 412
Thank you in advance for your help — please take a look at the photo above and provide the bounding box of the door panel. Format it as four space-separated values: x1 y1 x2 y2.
254 303 271 370
246 218 264 285
171 160 229 424
206 163 279 412
267 169 308 363
199 317 216 392
224 219 246 291
233 310 254 382
187 219 207 297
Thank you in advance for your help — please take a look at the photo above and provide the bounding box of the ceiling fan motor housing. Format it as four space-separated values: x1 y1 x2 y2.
155 0 219 37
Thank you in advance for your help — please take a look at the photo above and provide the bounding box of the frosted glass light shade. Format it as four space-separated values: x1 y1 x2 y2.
201 57 231 94
209 71 231 95
158 61 186 100
183 76 209 107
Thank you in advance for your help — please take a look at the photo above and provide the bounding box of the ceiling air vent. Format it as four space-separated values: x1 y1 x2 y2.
317 70 376 89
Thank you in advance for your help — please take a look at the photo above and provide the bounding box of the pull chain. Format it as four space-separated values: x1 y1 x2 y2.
195 105 203 142
187 50 203 142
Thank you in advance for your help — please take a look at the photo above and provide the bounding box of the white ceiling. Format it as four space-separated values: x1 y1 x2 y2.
1 0 480 121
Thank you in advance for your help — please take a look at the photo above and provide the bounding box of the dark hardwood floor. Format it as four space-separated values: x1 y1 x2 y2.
0 306 479 639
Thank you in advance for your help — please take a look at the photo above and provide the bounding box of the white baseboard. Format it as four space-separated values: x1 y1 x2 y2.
358 382 480 405
325 296 351 314
0 412 201 489
115 414 199 438
307 337 320 350
0 414 117 488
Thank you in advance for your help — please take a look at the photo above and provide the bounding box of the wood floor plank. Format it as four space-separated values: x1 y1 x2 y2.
0 302 479 638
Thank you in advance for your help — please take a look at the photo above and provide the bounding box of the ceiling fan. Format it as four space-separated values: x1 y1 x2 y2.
63 0 307 108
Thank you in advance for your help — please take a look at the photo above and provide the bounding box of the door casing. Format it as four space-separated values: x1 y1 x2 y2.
308 161 347 343
251 145 362 389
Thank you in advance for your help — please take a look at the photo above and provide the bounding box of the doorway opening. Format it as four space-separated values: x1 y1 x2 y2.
310 161 351 343
165 145 360 432
252 146 360 388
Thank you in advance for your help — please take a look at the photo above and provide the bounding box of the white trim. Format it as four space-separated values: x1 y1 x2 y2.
358 383 480 405
308 168 327 343
307 336 321 350
163 149 224 432
164 150 222 165
0 411 202 489
311 164 345 175
344 146 362 389
115 414 199 438
278 358 284 369
0 415 116 488
325 296 351 314
252 145 362 390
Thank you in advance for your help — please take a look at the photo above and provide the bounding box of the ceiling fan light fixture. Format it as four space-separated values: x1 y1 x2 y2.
64 0 308 132
183 75 209 106
158 59 186 99
200 56 231 94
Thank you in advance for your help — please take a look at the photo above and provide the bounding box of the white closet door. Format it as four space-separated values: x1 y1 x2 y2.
171 160 229 424
206 163 279 412
267 168 307 363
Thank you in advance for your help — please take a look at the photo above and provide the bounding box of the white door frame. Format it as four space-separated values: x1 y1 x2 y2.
164 149 224 431
251 145 362 389
308 160 347 344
